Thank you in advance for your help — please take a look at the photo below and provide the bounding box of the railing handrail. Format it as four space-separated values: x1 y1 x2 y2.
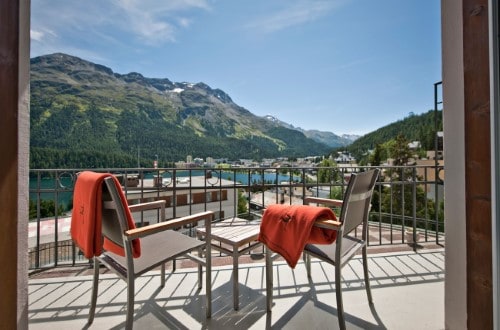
28 164 445 270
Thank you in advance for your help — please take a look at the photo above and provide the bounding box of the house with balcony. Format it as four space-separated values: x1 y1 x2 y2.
126 175 239 222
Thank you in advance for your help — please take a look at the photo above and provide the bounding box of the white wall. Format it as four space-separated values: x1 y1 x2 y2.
442 0 468 328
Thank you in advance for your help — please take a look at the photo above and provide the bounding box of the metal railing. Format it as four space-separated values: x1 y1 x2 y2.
28 164 444 270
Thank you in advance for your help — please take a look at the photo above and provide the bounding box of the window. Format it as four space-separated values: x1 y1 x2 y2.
176 194 188 206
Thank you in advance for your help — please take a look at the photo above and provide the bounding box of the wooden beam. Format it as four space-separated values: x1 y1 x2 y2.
0 0 20 327
463 0 493 328
0 0 29 328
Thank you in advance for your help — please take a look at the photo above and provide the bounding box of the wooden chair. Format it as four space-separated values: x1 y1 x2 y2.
82 175 213 329
265 169 380 330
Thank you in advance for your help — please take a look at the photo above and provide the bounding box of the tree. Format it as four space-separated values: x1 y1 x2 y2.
374 133 439 230
369 144 384 166
29 198 66 220
389 134 413 165
317 158 339 183
237 189 248 215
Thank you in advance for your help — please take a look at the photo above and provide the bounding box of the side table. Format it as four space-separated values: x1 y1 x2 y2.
196 217 261 310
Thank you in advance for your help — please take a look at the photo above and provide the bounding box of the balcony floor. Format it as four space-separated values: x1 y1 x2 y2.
29 248 444 329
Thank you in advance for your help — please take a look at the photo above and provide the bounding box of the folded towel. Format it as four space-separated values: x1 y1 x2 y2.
70 171 141 258
258 204 337 268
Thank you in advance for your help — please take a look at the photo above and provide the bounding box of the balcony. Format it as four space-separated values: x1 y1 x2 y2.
29 248 444 329
28 165 445 328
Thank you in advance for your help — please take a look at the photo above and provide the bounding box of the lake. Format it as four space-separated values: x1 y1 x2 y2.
29 169 301 207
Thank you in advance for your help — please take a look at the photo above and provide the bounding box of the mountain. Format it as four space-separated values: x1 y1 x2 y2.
341 134 360 142
262 115 355 148
345 110 443 159
30 53 332 168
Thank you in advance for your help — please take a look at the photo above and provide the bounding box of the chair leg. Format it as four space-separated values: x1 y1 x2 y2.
265 245 273 312
125 276 135 330
198 246 203 290
304 253 311 278
161 263 165 288
87 257 100 326
362 246 373 304
196 231 204 285
335 265 346 330
198 264 203 290
205 245 212 318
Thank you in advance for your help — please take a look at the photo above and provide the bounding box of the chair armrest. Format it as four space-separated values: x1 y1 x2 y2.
304 197 343 208
124 211 214 240
105 199 166 224
128 200 166 212
313 219 342 230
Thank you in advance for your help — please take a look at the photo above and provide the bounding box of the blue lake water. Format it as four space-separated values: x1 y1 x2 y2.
29 169 301 207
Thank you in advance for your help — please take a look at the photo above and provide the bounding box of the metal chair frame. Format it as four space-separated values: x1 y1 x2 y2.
265 169 380 330
87 177 213 329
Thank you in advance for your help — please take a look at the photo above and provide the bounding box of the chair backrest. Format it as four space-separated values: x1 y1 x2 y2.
338 169 380 237
101 176 131 251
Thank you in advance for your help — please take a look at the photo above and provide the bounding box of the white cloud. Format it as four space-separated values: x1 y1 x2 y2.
112 0 211 43
30 27 57 43
246 0 347 33
30 30 44 42
178 18 192 28
31 0 211 48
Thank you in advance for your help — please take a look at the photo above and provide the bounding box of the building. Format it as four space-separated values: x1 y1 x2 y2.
126 176 238 222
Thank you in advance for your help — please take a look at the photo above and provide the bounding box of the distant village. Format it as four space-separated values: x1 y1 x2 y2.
172 132 444 171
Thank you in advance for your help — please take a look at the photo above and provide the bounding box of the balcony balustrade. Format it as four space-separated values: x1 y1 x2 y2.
28 165 444 271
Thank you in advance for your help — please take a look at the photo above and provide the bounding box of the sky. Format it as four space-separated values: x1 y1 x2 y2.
30 0 442 136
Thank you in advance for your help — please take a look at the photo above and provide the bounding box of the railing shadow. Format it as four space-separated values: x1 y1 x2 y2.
28 250 444 329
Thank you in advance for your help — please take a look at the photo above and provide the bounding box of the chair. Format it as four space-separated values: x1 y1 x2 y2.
265 169 379 330
74 174 213 329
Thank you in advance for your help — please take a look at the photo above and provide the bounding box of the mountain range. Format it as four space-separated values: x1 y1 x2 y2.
262 115 358 147
30 53 355 168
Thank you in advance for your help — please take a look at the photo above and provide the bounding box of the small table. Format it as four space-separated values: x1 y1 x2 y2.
196 217 261 310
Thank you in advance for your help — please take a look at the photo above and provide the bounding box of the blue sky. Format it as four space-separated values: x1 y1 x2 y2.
30 0 441 136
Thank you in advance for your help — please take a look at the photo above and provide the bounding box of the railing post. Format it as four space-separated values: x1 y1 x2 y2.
401 167 405 242
54 171 60 267
301 168 307 204
172 170 177 219
434 81 443 246
35 171 41 269
412 167 417 252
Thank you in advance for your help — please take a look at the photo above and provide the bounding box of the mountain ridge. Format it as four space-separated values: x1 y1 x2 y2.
30 53 341 168
262 115 358 148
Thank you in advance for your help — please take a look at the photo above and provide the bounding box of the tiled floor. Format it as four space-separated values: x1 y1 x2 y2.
28 249 444 329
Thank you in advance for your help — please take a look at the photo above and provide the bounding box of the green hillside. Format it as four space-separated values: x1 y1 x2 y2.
344 110 443 160
30 53 332 168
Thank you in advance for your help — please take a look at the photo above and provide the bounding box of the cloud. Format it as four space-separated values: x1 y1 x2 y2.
31 0 211 47
109 0 211 43
178 17 193 28
246 0 346 33
30 27 57 43
30 30 45 42
333 58 372 72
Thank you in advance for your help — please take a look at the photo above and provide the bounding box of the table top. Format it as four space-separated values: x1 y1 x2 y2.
197 218 260 246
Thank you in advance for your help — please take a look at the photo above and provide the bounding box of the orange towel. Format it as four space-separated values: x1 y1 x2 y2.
258 204 337 268
70 171 141 259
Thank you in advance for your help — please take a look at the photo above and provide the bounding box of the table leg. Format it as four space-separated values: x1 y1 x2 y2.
233 247 239 310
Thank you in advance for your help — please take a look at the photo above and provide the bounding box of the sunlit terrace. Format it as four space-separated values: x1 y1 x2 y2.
27 165 445 328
